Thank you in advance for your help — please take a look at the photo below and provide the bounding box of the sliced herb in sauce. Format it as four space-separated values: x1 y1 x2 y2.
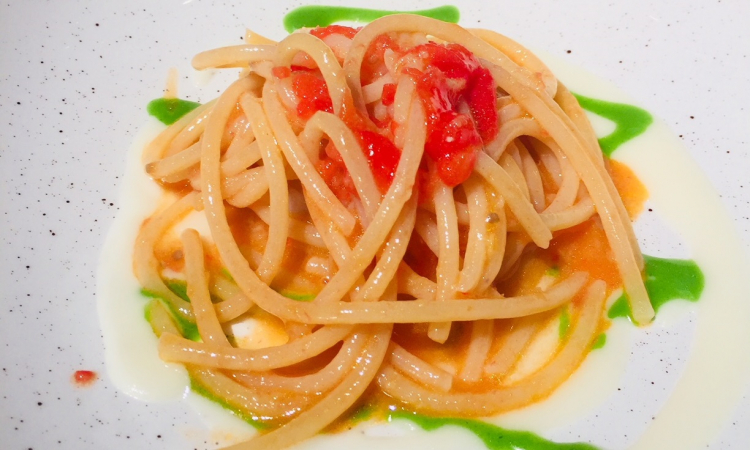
283 5 459 32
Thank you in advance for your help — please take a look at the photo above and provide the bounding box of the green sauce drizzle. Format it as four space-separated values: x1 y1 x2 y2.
141 287 201 341
591 333 607 350
348 403 376 423
147 98 201 125
279 290 316 302
220 267 235 282
391 411 600 450
190 375 270 430
573 93 653 157
558 306 571 340
164 279 189 302
607 295 631 320
609 255 705 322
140 279 203 341
283 5 459 32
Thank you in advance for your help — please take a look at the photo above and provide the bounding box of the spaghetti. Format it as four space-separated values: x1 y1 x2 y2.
136 15 652 450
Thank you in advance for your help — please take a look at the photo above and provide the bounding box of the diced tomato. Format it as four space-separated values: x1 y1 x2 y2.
408 42 478 80
310 25 359 40
272 66 291 79
410 67 456 120
466 68 498 141
291 72 333 120
316 156 356 204
362 34 399 84
290 65 316 72
313 89 394 203
297 37 498 204
369 110 392 130
355 129 401 192
404 66 480 187
324 140 344 163
72 370 97 387
425 111 481 187
381 83 396 106
339 90 369 131
398 43 498 187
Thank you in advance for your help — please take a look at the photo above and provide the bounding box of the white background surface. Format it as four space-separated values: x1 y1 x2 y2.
1 0 749 449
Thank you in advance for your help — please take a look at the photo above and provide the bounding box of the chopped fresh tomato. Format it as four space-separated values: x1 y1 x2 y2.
355 129 401 192
272 66 291 79
339 90 370 131
425 111 481 187
316 154 356 204
362 34 399 85
411 42 478 80
290 65 316 72
369 110 392 130
310 25 359 40
291 72 333 120
398 43 498 187
381 83 397 106
323 140 344 163
406 66 454 122
466 68 498 141
72 370 97 387
292 38 498 204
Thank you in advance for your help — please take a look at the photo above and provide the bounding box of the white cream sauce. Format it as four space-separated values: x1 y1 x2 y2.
96 52 750 449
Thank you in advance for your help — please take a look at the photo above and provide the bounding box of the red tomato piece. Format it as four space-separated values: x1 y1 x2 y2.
316 156 356 204
272 66 291 79
291 72 333 120
355 129 401 192
408 42 477 80
362 34 399 84
397 42 499 188
290 65 316 72
72 370 97 387
381 83 396 106
435 144 478 188
310 25 359 40
404 65 481 187
339 90 370 131
323 140 344 163
425 111 482 187
403 67 446 126
466 67 498 141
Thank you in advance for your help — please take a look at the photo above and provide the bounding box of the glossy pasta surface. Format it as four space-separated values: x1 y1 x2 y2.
136 15 651 450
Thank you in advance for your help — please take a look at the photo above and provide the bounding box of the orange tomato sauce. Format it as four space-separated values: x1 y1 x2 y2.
148 150 648 425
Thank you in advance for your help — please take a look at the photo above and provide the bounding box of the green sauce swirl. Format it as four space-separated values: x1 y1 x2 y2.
573 94 653 157
391 411 600 450
283 5 459 32
147 98 201 125
609 255 705 321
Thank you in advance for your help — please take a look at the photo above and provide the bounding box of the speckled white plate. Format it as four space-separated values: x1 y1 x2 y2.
2 1 750 449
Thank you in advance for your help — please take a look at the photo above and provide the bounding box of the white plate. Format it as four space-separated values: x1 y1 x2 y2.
2 1 749 449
